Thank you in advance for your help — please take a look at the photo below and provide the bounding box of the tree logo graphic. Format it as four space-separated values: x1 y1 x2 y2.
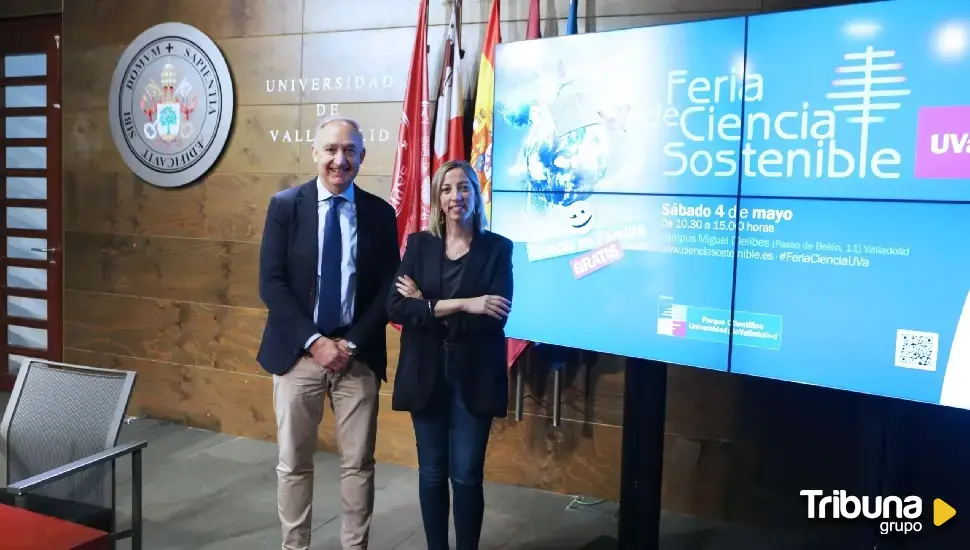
159 105 177 135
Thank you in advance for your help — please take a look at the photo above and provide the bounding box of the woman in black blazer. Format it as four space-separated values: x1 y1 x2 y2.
386 159 513 550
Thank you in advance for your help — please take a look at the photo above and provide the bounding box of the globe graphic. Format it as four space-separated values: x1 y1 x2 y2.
522 79 610 212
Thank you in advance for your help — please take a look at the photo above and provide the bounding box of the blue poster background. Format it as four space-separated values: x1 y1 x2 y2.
730 199 970 404
740 0 970 200
731 0 970 407
489 0 970 408
491 16 747 197
490 191 737 371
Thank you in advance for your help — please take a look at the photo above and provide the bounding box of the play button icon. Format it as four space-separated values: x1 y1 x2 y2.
934 498 956 527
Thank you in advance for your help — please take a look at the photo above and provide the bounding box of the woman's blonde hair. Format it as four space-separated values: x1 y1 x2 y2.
428 160 489 237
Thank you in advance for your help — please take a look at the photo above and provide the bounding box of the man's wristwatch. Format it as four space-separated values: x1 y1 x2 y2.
344 341 358 356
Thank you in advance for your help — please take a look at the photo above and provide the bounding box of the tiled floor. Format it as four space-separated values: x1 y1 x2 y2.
110 417 622 550
0 388 616 549
113 420 617 550
3 392 847 549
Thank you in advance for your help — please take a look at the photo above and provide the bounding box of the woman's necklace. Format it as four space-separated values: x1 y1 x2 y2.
445 239 470 260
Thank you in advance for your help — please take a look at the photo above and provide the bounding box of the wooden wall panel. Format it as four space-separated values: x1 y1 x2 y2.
64 348 279 439
64 232 262 308
877 400 970 550
302 0 761 32
64 291 267 377
0 0 61 18
300 28 430 104
59 0 894 529
721 377 885 528
515 352 625 428
65 171 296 240
61 43 126 111
63 0 303 48
218 35 304 105
63 109 127 174
214 105 304 174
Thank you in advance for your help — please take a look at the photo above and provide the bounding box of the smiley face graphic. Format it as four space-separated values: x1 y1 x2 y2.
564 200 593 235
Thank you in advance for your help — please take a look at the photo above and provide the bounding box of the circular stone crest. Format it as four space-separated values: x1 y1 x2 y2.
108 22 234 188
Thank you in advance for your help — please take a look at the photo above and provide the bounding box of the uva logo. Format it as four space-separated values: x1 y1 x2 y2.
929 133 970 154
914 106 970 178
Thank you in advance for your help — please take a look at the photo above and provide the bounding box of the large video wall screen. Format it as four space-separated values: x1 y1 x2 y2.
489 0 970 409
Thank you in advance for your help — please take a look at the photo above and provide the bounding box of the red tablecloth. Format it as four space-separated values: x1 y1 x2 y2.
0 503 110 550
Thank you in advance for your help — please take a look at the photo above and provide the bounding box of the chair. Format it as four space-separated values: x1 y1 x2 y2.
0 359 147 549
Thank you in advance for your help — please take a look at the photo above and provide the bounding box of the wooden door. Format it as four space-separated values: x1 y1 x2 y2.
0 15 61 391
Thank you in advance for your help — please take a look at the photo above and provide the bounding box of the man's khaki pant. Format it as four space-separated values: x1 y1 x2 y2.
273 355 380 550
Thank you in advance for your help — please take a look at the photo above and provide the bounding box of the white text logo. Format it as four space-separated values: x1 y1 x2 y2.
801 489 923 535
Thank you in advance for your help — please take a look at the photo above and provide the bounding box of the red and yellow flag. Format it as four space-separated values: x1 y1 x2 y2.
469 0 500 223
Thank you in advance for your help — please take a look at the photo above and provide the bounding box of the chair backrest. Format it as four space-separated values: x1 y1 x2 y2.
0 360 135 506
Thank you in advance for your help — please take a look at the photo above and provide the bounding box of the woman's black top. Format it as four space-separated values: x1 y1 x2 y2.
441 252 466 300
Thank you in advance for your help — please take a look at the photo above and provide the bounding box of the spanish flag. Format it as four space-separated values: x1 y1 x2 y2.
469 0 500 223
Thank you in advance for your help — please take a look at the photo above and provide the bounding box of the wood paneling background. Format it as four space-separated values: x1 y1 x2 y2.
12 0 959 534
0 0 61 18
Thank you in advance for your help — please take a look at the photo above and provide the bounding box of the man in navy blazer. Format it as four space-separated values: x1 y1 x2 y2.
257 115 399 550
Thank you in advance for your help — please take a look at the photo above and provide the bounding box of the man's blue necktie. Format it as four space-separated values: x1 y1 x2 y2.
316 196 344 335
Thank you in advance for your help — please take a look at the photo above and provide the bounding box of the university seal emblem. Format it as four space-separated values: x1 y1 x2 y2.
108 22 234 188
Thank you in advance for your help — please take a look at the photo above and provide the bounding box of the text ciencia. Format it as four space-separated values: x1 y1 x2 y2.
661 69 903 179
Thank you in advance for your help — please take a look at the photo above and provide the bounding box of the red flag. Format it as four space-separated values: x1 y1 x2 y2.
506 339 530 370
502 0 543 369
388 0 433 258
526 0 541 40
432 0 465 171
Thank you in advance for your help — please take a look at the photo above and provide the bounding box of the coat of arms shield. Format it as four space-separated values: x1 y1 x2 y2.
156 102 181 142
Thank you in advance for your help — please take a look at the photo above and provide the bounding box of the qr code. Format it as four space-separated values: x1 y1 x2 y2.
895 329 939 371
